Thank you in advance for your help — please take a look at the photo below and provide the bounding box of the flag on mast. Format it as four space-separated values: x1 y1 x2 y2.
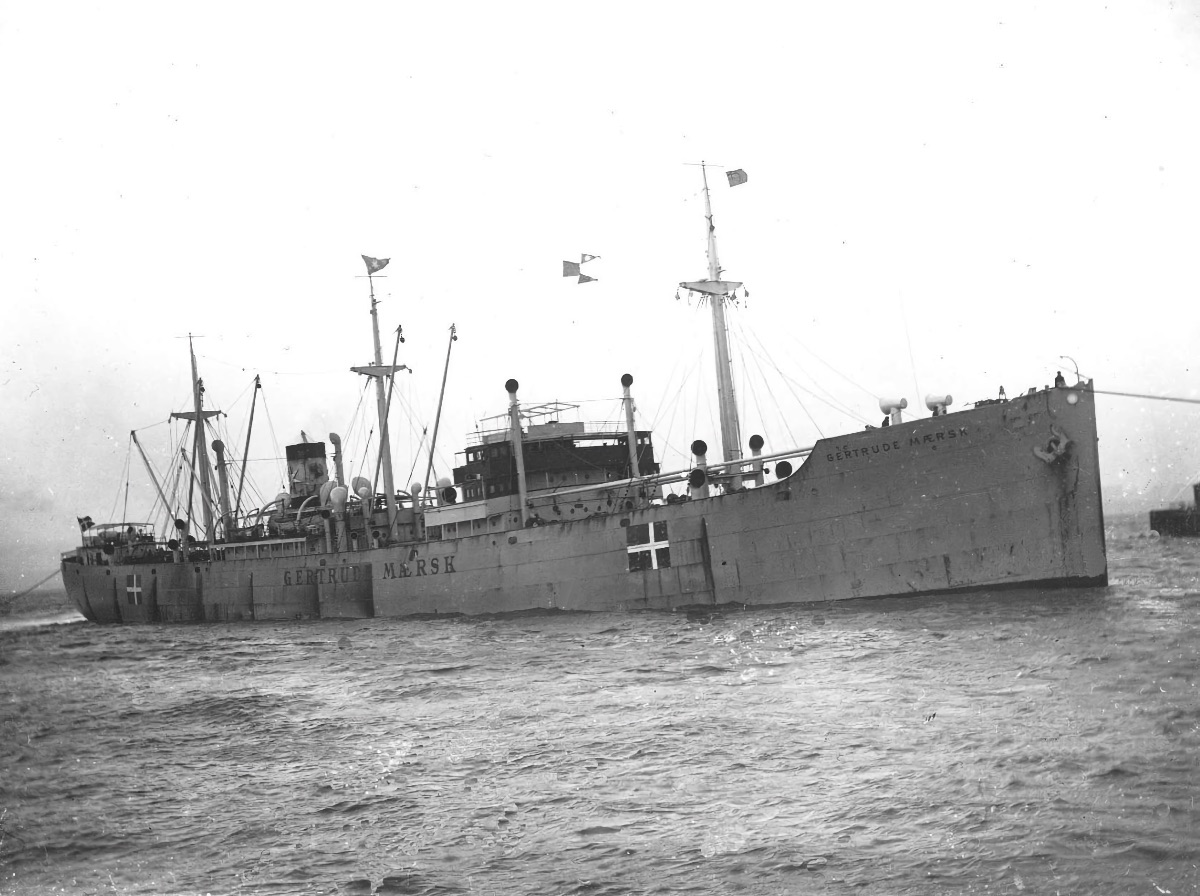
362 255 390 274
563 253 600 283
77 516 94 531
726 169 748 187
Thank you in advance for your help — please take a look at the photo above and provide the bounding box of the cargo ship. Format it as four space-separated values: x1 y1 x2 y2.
61 170 1108 623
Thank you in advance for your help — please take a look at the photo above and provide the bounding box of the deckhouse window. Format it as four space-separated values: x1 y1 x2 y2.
627 521 670 571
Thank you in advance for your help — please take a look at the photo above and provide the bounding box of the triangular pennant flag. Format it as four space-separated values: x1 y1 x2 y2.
726 169 748 187
577 274 597 284
362 255 390 274
563 260 581 277
581 254 600 263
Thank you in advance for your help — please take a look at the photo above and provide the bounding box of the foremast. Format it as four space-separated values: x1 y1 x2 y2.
351 258 407 541
680 163 744 464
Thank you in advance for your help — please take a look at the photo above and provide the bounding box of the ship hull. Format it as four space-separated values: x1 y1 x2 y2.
1149 509 1200 537
62 385 1107 622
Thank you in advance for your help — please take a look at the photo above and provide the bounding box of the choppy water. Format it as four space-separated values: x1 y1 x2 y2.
2 516 1198 895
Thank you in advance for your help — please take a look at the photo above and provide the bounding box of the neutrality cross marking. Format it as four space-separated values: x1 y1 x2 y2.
627 522 671 571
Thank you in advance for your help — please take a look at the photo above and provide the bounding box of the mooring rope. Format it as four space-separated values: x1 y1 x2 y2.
1093 390 1200 406
1 569 61 605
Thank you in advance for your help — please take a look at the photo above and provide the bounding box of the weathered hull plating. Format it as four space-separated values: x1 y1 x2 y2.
61 386 1107 623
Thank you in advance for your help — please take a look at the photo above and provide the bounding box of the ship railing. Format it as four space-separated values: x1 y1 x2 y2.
80 523 157 546
463 420 631 448
535 444 815 502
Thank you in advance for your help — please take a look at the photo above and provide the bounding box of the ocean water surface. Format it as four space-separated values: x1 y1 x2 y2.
2 515 1198 895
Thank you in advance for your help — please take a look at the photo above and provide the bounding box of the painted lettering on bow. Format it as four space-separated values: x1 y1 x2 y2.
380 556 457 580
827 439 902 463
908 426 968 447
826 427 968 463
284 565 366 586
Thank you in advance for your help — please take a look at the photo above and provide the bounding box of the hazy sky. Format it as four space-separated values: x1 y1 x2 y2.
3 1 1199 597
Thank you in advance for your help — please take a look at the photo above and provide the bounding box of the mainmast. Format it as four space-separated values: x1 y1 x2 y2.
422 323 457 500
351 256 408 540
169 335 222 545
679 163 744 464
234 374 261 519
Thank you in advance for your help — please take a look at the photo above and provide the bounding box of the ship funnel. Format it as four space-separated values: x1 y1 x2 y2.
924 393 953 416
285 441 329 500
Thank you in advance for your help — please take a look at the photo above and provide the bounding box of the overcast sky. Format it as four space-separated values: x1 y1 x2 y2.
3 1 1199 597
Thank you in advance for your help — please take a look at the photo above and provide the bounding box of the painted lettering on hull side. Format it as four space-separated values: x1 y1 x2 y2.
283 565 367 586
380 556 456 580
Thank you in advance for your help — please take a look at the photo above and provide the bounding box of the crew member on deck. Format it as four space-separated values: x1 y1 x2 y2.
1054 371 1066 387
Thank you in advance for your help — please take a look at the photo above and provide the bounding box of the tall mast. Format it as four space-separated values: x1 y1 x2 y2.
679 164 744 464
234 374 260 519
169 335 222 544
350 258 407 540
423 323 457 500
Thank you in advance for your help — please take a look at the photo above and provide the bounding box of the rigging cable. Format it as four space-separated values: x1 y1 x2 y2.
340 377 373 487
256 387 286 495
653 348 709 471
736 318 871 428
782 330 881 402
737 328 805 446
732 315 818 441
104 442 134 526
